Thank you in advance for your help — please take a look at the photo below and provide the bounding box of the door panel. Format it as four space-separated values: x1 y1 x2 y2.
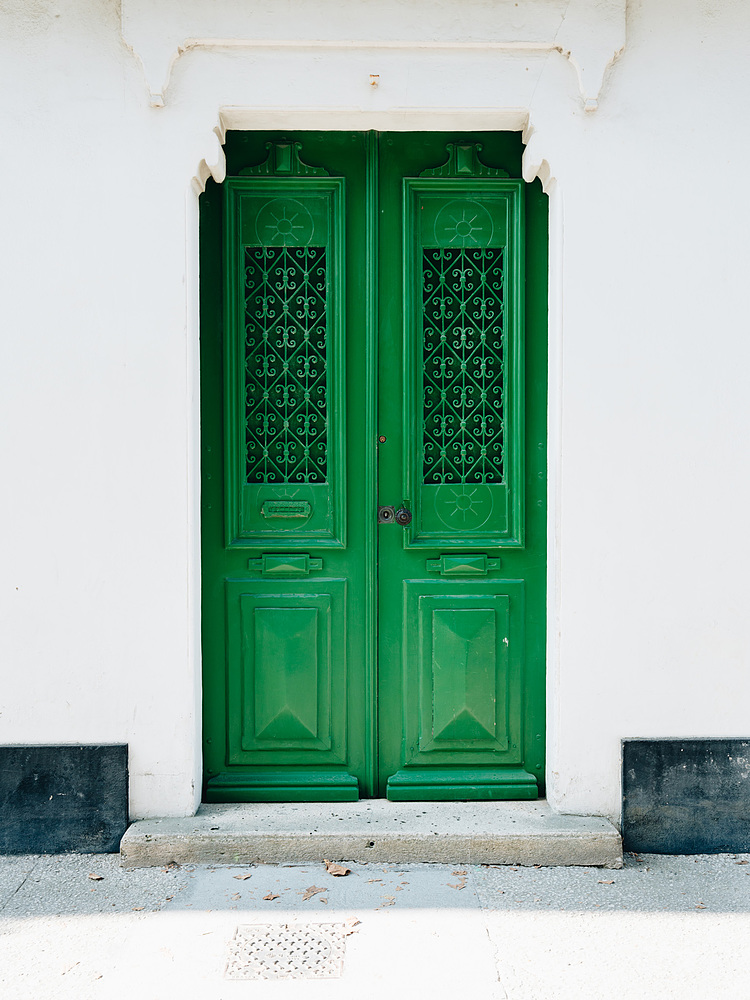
375 133 545 800
201 131 547 802
202 134 372 802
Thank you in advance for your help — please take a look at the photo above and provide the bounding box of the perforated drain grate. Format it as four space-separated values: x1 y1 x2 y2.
225 922 346 980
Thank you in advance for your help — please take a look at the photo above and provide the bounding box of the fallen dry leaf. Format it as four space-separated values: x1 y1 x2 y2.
343 917 361 935
302 885 327 901
233 874 253 880
598 880 615 885
367 878 383 883
448 882 466 890
695 903 707 909
324 860 351 877
88 874 104 881
395 886 404 891
380 896 396 907
320 897 329 904
231 893 240 901
263 893 280 901
736 861 749 865
452 870 467 876
131 907 144 911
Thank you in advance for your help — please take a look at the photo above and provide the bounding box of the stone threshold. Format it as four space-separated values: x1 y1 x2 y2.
120 799 622 869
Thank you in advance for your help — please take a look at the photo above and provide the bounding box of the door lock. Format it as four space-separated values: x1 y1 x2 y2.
394 506 412 526
378 505 412 526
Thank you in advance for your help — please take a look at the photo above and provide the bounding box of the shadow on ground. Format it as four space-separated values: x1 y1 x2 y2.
1 853 749 918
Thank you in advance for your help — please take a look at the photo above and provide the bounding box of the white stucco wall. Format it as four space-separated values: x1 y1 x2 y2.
1 0 749 822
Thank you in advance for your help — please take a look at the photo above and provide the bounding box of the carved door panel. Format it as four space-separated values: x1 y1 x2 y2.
376 135 546 799
200 132 547 802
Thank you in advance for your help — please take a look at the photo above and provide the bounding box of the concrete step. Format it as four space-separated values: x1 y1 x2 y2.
120 800 622 868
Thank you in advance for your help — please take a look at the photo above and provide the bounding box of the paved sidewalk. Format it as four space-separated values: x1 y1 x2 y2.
1 852 749 999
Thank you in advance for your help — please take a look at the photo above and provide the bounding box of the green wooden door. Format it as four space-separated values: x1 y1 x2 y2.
201 132 547 802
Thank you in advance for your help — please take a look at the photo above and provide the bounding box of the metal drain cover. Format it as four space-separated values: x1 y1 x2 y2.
225 922 346 980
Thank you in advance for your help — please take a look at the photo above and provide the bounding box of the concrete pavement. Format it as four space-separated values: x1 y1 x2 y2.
1 852 749 999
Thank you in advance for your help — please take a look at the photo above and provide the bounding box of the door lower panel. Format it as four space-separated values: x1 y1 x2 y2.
205 578 360 801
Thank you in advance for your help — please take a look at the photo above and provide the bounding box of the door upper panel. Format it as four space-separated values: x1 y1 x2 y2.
402 145 525 547
223 143 346 547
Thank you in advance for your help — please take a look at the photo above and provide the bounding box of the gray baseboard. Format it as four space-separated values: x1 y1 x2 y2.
0 744 128 854
622 738 750 854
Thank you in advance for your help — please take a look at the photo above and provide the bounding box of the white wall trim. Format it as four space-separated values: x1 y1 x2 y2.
121 0 625 110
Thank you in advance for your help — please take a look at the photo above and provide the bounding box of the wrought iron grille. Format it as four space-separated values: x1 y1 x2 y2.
422 247 505 485
243 246 328 484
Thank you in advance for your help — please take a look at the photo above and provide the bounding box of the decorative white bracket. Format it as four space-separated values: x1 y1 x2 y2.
121 0 625 111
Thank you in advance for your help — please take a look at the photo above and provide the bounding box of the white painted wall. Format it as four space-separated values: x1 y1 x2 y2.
1 0 749 822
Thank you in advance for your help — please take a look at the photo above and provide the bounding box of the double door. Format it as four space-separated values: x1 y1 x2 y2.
201 131 547 801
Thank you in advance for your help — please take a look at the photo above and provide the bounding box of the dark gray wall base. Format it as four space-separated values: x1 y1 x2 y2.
622 738 750 854
0 745 128 854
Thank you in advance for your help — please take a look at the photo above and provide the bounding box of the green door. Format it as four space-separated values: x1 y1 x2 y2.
201 132 547 802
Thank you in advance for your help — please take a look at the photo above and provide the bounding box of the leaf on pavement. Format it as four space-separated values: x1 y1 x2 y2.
324 860 351 877
302 885 327 901
263 892 280 901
